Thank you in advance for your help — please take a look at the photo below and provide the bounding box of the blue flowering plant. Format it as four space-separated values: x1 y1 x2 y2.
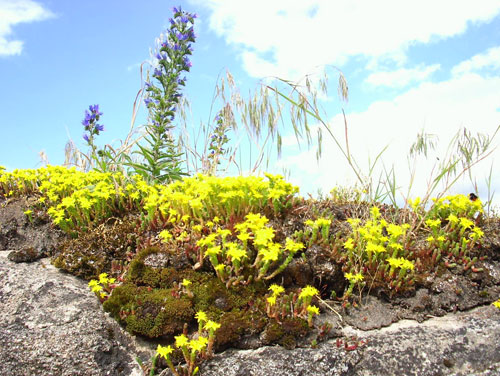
81 104 109 171
126 6 197 184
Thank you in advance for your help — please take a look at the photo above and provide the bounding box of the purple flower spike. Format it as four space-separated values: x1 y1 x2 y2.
154 67 163 77
89 104 102 117
81 103 104 141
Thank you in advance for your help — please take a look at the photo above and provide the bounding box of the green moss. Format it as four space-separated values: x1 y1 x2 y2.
214 309 267 349
103 283 194 338
261 321 284 344
191 277 266 315
261 317 309 349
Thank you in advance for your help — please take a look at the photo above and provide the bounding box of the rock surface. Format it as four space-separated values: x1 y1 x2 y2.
0 251 149 376
1 248 499 376
201 305 500 376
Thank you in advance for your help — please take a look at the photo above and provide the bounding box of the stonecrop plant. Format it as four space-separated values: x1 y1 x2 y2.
413 194 485 271
336 205 413 298
195 212 305 286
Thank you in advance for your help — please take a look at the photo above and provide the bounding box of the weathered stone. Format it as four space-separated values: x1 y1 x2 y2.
200 305 500 376
0 251 149 376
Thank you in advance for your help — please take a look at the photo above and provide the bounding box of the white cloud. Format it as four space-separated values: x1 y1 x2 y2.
0 0 54 56
365 64 441 88
278 71 500 203
452 46 500 76
193 0 500 78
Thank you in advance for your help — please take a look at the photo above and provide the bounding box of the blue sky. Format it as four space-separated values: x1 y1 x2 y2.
1 0 500 205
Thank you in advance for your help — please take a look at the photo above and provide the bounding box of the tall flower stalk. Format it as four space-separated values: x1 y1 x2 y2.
127 6 197 184
81 104 108 172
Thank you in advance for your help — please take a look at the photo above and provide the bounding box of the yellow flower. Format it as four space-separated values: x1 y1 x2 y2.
195 310 208 323
156 344 174 360
388 242 403 251
254 227 275 247
315 218 331 227
189 338 208 352
159 230 173 242
459 217 474 230
299 285 319 300
226 244 247 262
260 243 281 262
304 219 315 227
204 320 221 332
98 273 110 284
492 300 500 310
409 197 421 211
347 218 361 229
366 241 385 254
182 279 192 287
370 206 381 219
386 224 405 239
237 232 251 242
425 219 441 229
447 214 459 225
400 259 415 271
268 284 285 296
387 257 403 269
267 295 277 306
344 238 355 251
387 257 414 270
175 334 189 348
205 246 222 257
91 285 103 293
471 227 484 239
307 305 320 315
284 238 304 253
344 272 364 283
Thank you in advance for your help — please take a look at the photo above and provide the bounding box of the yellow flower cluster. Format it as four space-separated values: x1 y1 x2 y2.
196 212 304 285
421 194 485 270
340 206 412 297
156 312 221 376
88 273 116 300
149 173 299 223
0 167 298 237
344 207 409 262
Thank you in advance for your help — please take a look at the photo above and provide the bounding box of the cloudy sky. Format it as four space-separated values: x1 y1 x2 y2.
1 0 500 205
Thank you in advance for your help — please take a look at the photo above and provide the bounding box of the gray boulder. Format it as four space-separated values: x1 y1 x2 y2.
201 306 500 376
0 251 150 376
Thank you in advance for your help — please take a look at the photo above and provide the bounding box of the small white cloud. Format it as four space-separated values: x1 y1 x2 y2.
451 46 500 76
365 64 441 88
194 0 500 79
0 0 54 57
